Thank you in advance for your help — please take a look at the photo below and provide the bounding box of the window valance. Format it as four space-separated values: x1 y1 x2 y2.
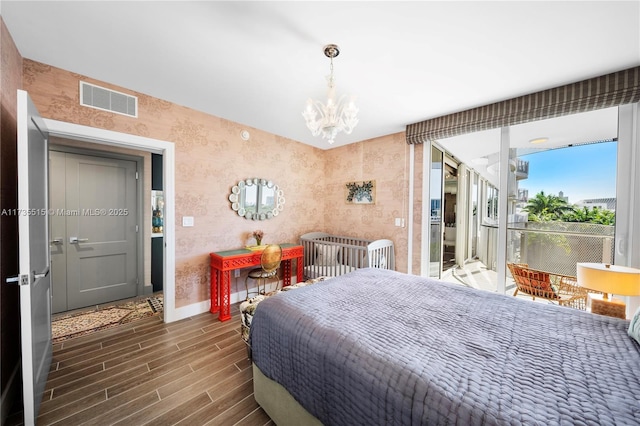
406 66 640 144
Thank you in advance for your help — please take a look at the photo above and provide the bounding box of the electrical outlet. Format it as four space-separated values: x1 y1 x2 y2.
234 269 240 278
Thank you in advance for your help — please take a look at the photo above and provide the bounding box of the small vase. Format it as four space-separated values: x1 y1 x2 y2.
256 239 262 246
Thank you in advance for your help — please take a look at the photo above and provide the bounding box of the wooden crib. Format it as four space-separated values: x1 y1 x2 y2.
299 232 395 279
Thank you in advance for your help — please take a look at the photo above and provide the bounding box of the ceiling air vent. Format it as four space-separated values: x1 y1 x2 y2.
80 81 138 117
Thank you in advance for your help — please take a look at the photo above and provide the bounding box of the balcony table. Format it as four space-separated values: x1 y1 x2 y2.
209 243 303 321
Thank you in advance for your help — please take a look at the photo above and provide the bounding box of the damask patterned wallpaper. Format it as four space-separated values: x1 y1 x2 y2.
22 59 410 308
323 136 410 273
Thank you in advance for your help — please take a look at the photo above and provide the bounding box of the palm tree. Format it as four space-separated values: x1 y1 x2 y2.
523 191 574 221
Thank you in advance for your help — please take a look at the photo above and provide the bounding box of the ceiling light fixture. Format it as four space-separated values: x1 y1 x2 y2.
302 44 359 145
529 137 549 144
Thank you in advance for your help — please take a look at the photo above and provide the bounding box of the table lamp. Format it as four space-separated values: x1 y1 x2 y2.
576 263 640 319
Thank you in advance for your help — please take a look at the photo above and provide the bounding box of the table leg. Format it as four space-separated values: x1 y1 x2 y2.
296 254 303 284
219 270 232 322
210 268 219 314
283 259 292 287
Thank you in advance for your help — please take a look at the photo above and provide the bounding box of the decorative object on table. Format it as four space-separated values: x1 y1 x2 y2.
345 180 375 204
152 192 164 233
576 262 640 319
252 229 264 246
245 244 282 300
302 44 359 145
152 207 163 233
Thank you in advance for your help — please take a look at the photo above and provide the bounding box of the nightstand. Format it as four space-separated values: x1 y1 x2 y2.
587 293 626 319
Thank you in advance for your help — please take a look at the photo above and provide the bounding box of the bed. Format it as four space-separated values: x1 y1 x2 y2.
299 232 395 279
249 268 640 425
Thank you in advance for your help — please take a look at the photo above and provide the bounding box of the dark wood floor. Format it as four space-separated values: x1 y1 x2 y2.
7 304 274 426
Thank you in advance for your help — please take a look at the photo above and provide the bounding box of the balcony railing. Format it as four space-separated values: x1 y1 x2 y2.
478 221 614 277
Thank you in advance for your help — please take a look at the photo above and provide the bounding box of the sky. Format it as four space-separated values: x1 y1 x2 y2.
519 141 617 204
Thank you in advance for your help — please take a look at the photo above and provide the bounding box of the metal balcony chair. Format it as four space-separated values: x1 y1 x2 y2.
245 244 282 300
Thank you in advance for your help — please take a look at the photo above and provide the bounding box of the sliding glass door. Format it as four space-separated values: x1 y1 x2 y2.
434 129 501 292
424 104 634 300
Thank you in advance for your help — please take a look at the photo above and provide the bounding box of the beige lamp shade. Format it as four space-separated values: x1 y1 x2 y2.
576 263 640 296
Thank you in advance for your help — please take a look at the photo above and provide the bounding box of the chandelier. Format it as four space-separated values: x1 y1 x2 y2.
302 44 359 145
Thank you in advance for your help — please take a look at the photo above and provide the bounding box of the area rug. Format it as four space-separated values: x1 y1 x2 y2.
52 295 163 343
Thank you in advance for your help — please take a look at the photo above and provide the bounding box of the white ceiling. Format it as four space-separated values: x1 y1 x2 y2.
2 1 639 150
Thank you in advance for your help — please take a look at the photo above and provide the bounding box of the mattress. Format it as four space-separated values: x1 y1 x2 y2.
250 268 640 425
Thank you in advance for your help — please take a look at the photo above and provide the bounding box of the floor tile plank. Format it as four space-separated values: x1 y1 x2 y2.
176 379 254 425
7 303 274 426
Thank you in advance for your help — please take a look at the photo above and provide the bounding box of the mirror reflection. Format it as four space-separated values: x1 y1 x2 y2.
229 178 285 220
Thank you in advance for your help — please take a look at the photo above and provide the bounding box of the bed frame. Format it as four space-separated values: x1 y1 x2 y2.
299 232 395 279
253 363 321 426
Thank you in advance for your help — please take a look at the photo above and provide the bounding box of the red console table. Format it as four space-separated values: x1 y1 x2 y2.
209 243 304 321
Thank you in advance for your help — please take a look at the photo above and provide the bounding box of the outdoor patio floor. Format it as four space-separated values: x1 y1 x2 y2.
440 258 557 306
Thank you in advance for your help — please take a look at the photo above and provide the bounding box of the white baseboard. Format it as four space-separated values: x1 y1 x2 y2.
167 289 261 322
170 299 210 322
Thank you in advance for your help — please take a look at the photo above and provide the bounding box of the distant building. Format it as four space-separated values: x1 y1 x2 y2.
517 188 528 202
575 198 616 211
558 191 569 202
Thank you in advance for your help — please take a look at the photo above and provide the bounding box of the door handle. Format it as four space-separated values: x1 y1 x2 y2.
5 275 28 285
50 238 63 245
34 267 50 280
69 237 89 244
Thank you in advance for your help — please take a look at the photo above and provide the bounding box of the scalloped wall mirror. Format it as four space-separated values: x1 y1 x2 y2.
228 178 285 220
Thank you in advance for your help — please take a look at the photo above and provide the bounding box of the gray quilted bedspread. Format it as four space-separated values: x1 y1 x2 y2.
250 268 640 426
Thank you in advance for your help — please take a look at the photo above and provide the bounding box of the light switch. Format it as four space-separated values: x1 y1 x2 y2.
395 218 402 227
182 216 194 227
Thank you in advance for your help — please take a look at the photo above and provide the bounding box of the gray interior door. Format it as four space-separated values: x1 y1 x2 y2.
16 90 52 424
50 151 138 311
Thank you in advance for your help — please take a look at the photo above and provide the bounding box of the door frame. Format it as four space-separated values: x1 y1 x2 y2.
421 144 445 278
49 144 145 308
43 119 181 323
617 103 640 315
